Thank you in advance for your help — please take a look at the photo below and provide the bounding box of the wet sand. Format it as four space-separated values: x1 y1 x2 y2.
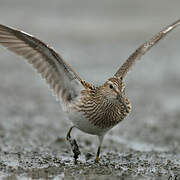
0 0 180 179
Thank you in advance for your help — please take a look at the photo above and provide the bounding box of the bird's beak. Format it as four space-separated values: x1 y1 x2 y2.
117 94 129 113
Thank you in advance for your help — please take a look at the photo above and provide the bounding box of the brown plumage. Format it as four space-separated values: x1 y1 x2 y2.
73 77 131 129
0 19 180 163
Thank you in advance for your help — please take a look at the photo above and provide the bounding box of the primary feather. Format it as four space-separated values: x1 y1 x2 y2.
115 19 180 79
0 24 84 107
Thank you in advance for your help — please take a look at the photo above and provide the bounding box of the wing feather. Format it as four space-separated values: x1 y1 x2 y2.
114 19 180 79
0 24 84 105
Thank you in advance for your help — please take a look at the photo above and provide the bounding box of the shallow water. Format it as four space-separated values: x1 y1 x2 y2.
0 0 180 179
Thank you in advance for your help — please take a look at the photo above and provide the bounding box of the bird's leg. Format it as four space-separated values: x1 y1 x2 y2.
95 135 104 163
66 126 74 140
95 146 101 163
66 126 81 164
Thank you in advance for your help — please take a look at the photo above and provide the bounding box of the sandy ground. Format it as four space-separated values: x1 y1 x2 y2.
0 0 180 179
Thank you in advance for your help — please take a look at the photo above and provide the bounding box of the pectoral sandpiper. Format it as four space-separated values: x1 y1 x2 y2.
0 19 179 163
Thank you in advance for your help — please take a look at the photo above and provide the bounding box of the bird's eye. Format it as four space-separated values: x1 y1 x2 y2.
109 84 113 89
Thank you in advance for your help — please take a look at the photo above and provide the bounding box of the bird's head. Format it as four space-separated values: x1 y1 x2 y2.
103 77 125 99
102 77 130 113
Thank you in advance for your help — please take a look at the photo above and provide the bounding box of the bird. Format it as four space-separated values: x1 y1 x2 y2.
0 19 180 164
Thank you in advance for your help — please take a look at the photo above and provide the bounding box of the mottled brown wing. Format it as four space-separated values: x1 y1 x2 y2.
114 19 180 79
0 24 84 105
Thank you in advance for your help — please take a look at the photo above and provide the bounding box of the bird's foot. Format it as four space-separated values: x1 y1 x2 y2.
94 156 100 163
66 126 81 164
71 139 81 164
67 133 81 164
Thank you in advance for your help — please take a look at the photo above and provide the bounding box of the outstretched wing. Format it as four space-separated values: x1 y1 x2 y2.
0 24 85 106
114 19 180 79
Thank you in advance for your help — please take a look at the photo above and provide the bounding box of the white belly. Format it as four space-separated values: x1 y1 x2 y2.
66 111 109 136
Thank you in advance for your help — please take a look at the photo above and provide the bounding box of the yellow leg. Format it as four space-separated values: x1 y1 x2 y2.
95 135 104 163
95 146 101 163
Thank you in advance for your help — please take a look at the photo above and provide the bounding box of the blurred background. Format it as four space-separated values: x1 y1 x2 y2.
0 0 180 179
